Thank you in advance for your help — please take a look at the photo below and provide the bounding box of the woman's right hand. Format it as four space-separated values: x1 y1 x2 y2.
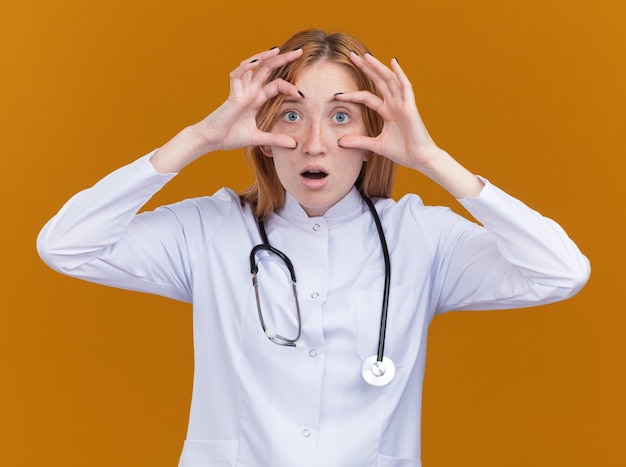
151 47 304 174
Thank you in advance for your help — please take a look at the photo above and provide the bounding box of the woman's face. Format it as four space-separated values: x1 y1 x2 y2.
263 60 368 217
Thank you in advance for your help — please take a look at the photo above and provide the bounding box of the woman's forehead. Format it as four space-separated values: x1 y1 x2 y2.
293 61 360 93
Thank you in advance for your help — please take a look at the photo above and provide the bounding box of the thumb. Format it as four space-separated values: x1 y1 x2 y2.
255 132 297 150
338 134 377 153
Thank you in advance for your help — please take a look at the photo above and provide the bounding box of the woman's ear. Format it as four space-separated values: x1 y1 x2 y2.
260 145 273 157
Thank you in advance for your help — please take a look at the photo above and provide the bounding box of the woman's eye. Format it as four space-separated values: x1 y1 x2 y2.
332 111 350 124
282 111 301 122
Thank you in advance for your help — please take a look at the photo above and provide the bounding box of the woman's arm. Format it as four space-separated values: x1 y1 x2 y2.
339 52 589 305
336 52 484 199
37 47 305 297
37 154 194 300
427 181 591 313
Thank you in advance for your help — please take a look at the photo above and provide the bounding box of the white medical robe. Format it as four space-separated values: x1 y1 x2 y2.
37 153 590 467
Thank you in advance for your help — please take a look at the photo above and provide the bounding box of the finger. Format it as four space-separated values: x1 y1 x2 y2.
229 48 299 99
351 52 402 99
230 47 283 81
262 77 303 101
250 48 304 85
239 46 281 66
348 52 389 95
254 131 297 150
335 90 387 118
362 52 405 97
337 134 380 154
390 57 415 100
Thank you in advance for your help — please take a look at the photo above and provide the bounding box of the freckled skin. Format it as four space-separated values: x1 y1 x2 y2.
263 61 368 217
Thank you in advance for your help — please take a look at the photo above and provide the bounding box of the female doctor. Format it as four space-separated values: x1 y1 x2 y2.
37 29 590 467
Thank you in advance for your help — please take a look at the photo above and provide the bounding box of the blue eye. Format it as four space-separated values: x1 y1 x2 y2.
283 111 300 122
332 111 350 124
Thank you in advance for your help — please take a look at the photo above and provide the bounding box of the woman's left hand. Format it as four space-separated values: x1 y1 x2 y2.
337 52 484 198
335 52 444 172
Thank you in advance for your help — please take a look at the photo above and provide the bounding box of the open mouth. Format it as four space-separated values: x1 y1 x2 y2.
301 170 328 180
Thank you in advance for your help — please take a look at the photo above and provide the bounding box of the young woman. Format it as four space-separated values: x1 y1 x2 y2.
38 29 590 467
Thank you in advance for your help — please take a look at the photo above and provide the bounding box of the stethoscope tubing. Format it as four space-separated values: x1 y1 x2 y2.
361 195 391 365
250 192 395 385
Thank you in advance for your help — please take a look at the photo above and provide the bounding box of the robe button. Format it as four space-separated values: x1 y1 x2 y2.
302 429 312 438
311 292 319 299
312 223 321 231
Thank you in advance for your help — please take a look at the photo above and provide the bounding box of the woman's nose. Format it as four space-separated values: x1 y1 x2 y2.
301 122 328 156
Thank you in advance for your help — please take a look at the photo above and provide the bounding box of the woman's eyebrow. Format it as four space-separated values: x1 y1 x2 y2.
279 97 362 106
281 98 301 106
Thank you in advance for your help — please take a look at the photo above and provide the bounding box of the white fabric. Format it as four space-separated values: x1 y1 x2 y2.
37 153 590 467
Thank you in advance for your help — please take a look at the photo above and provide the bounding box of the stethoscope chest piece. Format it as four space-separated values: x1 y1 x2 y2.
362 355 396 387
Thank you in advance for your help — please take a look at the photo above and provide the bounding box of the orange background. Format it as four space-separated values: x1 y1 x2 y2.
2 0 625 465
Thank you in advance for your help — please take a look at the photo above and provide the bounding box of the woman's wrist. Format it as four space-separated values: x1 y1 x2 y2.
416 149 485 199
150 125 216 174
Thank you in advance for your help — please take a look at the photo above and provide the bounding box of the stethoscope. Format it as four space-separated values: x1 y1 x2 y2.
249 193 395 386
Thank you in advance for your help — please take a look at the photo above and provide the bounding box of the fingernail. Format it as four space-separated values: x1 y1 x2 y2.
365 51 374 57
393 56 399 64
269 46 279 50
350 50 359 56
293 46 303 51
250 58 259 64
298 90 305 98
334 92 344 96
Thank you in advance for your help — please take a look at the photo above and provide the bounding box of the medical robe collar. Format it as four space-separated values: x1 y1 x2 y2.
277 187 366 228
